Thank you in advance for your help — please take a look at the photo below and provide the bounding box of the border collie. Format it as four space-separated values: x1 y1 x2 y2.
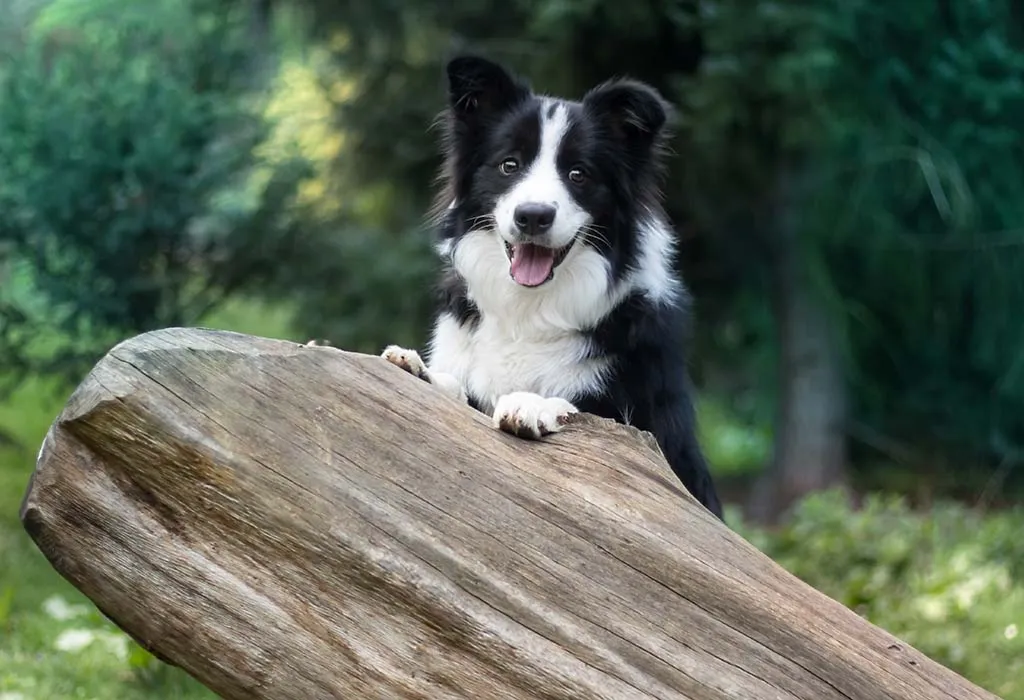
379 55 723 519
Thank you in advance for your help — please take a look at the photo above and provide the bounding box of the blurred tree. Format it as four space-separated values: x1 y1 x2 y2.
0 0 310 389
682 0 1024 518
817 0 1024 494
678 1 855 522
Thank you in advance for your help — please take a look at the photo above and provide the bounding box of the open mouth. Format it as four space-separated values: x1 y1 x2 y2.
504 240 575 287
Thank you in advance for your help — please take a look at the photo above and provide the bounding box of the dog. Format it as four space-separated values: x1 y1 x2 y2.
379 55 723 519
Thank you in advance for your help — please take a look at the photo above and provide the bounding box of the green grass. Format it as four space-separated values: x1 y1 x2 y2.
0 298 298 699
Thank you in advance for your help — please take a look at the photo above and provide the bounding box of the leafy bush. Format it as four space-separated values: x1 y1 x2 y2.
697 395 772 477
0 0 310 387
735 491 1024 699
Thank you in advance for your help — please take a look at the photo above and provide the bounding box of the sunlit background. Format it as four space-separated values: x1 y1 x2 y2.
1 0 1023 697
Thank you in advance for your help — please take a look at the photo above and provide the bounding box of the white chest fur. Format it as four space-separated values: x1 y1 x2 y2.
427 312 609 414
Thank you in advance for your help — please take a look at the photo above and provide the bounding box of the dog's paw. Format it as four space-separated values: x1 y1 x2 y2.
382 345 429 381
492 392 578 440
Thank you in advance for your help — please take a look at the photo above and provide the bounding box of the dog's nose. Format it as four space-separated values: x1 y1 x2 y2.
513 203 556 236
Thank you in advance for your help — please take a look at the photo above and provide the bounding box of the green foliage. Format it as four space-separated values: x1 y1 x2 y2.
679 0 1024 469
0 587 13 628
737 491 1024 699
276 223 440 353
813 1 1024 464
698 396 771 476
678 2 844 180
0 0 309 387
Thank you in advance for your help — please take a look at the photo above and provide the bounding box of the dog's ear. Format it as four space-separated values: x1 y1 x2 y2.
446 55 530 122
582 79 671 146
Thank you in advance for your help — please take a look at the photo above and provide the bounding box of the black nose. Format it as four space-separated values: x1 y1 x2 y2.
513 203 556 236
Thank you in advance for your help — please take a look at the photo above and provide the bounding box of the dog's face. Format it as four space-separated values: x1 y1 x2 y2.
442 56 672 290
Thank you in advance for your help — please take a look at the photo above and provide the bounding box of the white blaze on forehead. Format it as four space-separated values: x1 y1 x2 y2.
494 100 591 249
517 100 570 202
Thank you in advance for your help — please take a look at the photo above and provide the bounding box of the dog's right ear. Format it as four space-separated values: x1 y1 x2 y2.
446 56 529 122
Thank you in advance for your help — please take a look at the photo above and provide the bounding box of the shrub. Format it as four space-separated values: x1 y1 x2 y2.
0 0 309 388
735 490 1024 699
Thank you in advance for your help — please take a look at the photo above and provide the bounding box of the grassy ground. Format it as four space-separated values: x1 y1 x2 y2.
0 299 297 700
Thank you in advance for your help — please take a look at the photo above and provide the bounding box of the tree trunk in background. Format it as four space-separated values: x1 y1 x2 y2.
747 172 849 525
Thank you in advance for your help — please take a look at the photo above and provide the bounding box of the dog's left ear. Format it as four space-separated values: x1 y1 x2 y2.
582 79 671 145
446 55 530 122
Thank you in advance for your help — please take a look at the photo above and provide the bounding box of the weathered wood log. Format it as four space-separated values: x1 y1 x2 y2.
20 327 998 700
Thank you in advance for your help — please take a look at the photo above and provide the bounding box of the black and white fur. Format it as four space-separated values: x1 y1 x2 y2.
381 56 723 519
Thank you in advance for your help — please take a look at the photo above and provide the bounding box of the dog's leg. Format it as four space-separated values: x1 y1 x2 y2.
381 345 467 403
492 392 578 439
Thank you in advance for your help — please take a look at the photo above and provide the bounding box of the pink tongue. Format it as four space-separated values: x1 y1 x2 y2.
509 243 556 286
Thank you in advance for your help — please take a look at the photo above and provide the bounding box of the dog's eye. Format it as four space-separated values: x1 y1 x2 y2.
499 158 519 175
568 167 586 184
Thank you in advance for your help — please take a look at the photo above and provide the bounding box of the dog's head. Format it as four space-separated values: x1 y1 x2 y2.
438 55 673 292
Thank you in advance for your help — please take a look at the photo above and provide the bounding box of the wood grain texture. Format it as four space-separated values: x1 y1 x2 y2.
20 327 999 700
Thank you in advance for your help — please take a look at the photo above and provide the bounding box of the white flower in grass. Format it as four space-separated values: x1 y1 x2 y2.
53 627 130 660
98 630 131 661
41 595 88 621
54 628 97 652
